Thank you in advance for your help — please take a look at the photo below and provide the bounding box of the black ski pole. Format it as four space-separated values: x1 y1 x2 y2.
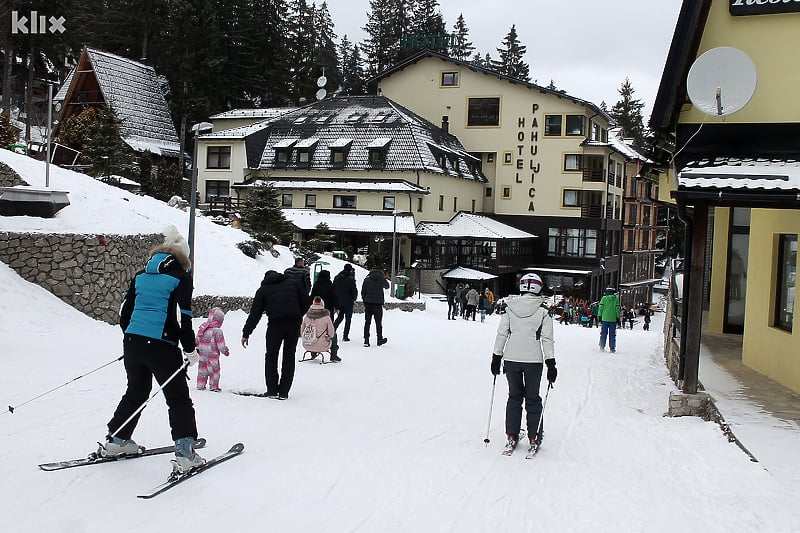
484 375 497 445
4 355 124 415
107 359 190 439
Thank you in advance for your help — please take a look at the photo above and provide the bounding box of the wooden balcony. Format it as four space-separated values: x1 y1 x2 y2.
582 169 605 182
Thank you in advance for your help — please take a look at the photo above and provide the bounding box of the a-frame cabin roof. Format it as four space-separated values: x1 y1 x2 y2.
56 47 180 157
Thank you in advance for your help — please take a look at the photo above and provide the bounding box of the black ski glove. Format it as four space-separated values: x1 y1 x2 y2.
545 358 557 384
491 354 502 376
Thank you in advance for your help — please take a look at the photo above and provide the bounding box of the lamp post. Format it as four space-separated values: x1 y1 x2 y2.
45 82 53 187
188 121 213 271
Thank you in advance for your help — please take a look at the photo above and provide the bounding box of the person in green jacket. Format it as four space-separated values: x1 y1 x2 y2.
598 287 621 353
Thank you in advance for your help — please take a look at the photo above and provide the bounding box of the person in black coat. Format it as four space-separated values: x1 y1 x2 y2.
333 264 358 341
310 269 341 362
446 284 457 320
241 270 311 399
361 269 389 347
284 257 311 294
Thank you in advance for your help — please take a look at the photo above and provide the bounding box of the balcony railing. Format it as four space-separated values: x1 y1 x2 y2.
582 169 605 182
580 204 603 218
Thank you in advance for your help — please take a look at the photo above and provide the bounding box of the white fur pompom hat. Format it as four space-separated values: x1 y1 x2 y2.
163 225 191 259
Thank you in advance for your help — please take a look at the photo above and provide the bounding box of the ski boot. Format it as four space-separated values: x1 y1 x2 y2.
171 437 206 475
98 435 143 458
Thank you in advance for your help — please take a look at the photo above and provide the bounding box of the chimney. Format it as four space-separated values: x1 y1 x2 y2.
441 115 449 133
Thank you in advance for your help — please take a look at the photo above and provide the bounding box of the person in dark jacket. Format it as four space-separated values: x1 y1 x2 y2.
241 270 311 399
284 257 311 294
333 264 358 341
361 269 389 347
310 269 341 362
446 284 457 320
102 226 204 474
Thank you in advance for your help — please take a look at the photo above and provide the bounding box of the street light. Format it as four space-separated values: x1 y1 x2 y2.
188 121 213 272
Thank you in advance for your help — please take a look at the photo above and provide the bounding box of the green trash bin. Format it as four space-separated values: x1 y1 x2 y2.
313 261 330 283
395 275 410 299
8 142 27 154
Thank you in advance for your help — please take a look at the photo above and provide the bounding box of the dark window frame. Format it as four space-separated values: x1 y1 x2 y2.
333 195 357 209
383 196 396 210
565 115 585 136
205 180 230 202
775 233 797 332
467 97 500 127
281 193 293 207
206 146 231 169
441 71 459 87
544 115 562 136
305 194 316 208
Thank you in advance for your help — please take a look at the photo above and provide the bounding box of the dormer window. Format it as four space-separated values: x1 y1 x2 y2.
366 137 392 168
329 138 353 167
295 138 318 167
273 138 298 166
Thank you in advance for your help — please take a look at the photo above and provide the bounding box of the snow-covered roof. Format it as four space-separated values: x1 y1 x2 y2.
678 157 800 191
366 137 392 149
57 48 180 157
282 208 417 234
416 212 537 239
523 267 592 275
202 120 273 140
608 128 653 163
209 107 297 120
442 266 498 280
236 179 428 194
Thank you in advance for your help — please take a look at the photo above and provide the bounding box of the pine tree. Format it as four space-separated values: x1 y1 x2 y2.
240 182 295 244
493 25 530 81
451 14 475 62
408 0 446 55
286 0 316 104
362 0 410 77
338 36 366 95
312 2 341 99
610 78 647 147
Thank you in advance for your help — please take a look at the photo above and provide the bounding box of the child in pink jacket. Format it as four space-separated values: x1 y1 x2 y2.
196 307 230 391
300 296 335 357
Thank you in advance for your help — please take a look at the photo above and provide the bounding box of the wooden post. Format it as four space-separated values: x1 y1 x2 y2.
682 202 708 394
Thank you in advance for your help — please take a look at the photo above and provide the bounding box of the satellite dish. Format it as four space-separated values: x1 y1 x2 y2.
317 75 327 88
315 88 327 101
686 47 757 117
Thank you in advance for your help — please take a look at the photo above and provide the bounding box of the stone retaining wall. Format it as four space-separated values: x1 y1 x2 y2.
0 162 27 187
0 231 162 324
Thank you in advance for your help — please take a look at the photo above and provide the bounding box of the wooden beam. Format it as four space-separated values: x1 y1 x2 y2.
682 201 708 394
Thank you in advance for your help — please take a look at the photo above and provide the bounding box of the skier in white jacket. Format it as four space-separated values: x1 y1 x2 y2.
491 273 557 455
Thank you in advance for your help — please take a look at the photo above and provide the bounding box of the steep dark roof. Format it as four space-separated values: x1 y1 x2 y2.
370 50 610 121
56 47 180 157
220 95 485 182
648 0 712 134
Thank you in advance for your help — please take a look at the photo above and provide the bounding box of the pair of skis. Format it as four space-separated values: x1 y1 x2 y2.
38 439 244 499
500 430 542 460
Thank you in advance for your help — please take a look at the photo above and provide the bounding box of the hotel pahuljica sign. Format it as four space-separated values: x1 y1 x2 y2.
730 0 800 16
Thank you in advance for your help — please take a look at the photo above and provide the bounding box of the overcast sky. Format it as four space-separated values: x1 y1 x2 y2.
326 0 683 120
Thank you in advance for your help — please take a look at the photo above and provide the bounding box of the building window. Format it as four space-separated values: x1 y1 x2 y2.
486 187 492 197
417 197 423 212
548 228 597 258
438 195 444 211
502 187 511 199
562 189 581 207
333 195 356 208
331 150 346 164
471 199 476 213
565 115 585 136
368 149 385 166
453 197 458 212
281 193 293 207
206 146 231 169
441 71 459 87
467 97 500 127
775 234 796 332
205 180 229 202
544 115 562 136
297 150 311 164
487 153 495 163
591 123 601 141
305 194 316 208
276 150 291 164
564 154 582 171
383 196 395 210
503 151 512 165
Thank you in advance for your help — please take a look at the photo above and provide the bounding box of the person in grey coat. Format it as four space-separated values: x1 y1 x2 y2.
465 286 480 321
361 269 388 347
491 273 557 455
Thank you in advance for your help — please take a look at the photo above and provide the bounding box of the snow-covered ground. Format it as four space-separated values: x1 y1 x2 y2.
2 151 800 531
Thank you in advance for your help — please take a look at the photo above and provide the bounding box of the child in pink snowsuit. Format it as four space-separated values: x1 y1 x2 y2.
196 307 230 391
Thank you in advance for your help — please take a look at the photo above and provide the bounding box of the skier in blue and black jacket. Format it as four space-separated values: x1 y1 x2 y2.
101 226 204 475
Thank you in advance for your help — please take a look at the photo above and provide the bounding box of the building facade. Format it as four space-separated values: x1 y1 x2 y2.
373 51 626 300
650 0 800 392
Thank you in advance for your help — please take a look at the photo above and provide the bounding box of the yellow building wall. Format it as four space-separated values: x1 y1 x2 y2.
197 140 248 202
681 1 800 125
707 207 730 333
742 209 800 391
378 57 622 218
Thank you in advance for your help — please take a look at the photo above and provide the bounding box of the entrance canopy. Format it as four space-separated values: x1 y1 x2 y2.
443 266 498 280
